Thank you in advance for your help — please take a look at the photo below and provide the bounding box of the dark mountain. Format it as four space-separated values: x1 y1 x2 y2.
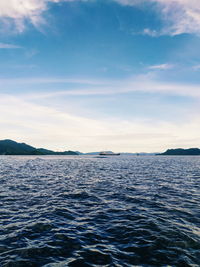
85 151 156 156
74 151 84 155
37 148 55 155
0 140 78 155
0 139 42 155
159 148 200 155
85 151 114 155
53 151 78 155
37 148 78 155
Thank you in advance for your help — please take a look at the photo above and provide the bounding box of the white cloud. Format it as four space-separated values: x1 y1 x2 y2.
114 0 200 36
0 77 106 86
0 42 22 48
2 75 200 99
115 0 145 5
1 0 200 35
0 0 47 32
148 63 174 70
0 94 109 152
0 93 200 152
143 28 159 37
0 0 81 32
193 65 200 71
155 0 200 35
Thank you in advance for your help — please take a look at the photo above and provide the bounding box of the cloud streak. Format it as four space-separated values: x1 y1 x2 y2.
114 0 200 36
0 42 22 49
3 75 199 99
0 93 200 152
148 64 174 70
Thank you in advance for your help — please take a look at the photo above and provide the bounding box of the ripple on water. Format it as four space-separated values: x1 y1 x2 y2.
0 155 200 266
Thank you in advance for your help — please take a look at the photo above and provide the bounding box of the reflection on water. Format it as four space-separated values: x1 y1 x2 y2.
0 155 200 266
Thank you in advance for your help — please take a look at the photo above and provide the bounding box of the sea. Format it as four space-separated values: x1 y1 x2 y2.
0 155 199 266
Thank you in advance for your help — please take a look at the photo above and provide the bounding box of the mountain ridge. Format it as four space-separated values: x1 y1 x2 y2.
0 139 78 155
159 148 200 155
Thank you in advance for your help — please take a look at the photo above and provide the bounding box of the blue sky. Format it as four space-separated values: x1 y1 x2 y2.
1 0 200 152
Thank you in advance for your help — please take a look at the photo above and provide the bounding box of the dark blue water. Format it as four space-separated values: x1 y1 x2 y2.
0 155 200 266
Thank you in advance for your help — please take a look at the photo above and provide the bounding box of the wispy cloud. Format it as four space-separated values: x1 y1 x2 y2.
1 0 200 36
148 64 174 70
32 82 200 98
193 65 200 71
143 28 159 37
0 93 200 152
0 0 47 32
155 0 200 36
7 75 199 99
0 77 106 86
114 0 200 36
0 0 81 33
0 42 22 49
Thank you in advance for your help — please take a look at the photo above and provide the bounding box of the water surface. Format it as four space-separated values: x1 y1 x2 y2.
0 155 200 266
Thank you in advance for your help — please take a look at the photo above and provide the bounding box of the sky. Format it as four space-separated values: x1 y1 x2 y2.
1 0 200 152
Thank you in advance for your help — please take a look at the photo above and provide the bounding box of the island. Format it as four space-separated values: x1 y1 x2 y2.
0 139 78 155
159 148 200 156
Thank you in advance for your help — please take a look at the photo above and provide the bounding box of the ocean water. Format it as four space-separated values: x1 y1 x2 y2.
0 155 200 267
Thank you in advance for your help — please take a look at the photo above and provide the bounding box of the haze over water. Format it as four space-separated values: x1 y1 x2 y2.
0 155 199 266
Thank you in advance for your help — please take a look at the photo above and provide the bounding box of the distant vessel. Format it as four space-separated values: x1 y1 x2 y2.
99 152 120 156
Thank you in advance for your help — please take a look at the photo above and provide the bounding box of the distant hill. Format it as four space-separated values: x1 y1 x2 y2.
84 151 113 155
0 140 78 155
0 139 160 156
0 140 42 155
160 148 200 156
85 151 156 156
37 148 78 155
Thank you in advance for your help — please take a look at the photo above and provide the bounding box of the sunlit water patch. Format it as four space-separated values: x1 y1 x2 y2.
0 155 200 266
